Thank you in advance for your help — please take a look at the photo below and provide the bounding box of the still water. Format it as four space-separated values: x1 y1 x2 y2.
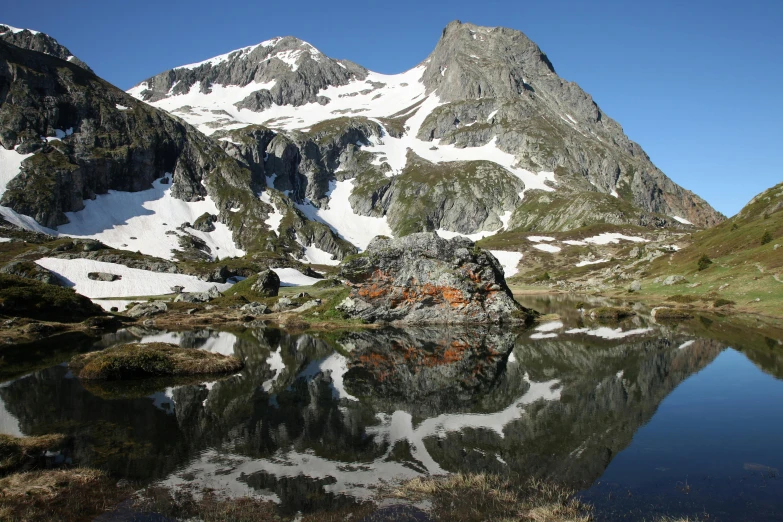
1 296 782 521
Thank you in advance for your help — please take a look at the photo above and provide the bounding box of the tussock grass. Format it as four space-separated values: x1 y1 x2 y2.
70 342 243 380
0 468 130 522
0 434 66 474
392 473 592 522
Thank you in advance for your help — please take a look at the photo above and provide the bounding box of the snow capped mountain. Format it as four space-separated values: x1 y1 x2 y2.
1 21 724 277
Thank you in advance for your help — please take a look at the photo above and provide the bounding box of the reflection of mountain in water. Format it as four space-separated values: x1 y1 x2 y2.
0 324 724 512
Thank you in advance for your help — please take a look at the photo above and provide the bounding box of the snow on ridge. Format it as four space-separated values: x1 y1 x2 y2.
0 24 39 35
528 236 555 242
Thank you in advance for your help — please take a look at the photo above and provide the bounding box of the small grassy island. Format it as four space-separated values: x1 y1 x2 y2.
69 343 243 380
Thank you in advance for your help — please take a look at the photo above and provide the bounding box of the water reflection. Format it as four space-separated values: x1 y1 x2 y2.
0 310 781 518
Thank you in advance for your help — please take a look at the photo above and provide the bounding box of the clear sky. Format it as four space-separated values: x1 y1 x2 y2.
4 0 782 217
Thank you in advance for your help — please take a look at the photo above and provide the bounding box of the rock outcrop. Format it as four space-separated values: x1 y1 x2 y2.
337 232 535 324
251 269 280 297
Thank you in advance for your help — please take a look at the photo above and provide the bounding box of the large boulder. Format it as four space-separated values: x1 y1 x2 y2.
337 233 535 324
252 269 280 297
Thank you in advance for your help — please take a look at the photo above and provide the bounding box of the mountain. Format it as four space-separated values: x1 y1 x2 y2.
0 24 92 72
0 34 351 265
1 21 724 272
131 21 723 241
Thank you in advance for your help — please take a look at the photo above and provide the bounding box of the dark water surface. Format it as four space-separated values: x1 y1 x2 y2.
1 296 782 521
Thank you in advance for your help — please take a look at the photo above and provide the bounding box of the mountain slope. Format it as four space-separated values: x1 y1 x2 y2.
0 38 353 264
130 20 723 245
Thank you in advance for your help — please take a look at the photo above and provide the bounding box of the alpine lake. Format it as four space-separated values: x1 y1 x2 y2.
2 295 782 521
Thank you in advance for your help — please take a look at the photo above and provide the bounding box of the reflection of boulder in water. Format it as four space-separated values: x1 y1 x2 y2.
342 326 526 417
423 336 725 489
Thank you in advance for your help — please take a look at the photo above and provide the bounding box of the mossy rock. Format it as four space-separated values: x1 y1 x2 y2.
651 307 694 320
589 306 635 320
69 343 243 380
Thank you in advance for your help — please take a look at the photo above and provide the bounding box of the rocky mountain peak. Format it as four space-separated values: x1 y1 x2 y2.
132 35 368 109
0 23 92 72
422 20 556 102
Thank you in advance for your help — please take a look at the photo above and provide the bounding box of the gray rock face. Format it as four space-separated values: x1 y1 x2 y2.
251 269 280 297
1 260 61 285
629 281 642 292
414 21 723 228
0 25 93 72
337 232 535 324
174 285 223 303
126 301 167 318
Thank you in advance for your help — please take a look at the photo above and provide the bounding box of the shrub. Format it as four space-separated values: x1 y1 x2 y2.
697 254 713 271
714 298 735 308
761 231 773 245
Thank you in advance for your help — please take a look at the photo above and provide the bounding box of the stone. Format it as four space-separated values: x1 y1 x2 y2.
1 260 61 285
337 232 535 324
251 269 280 297
240 302 270 315
126 301 167 318
87 272 121 282
272 297 295 312
662 275 686 286
171 285 185 294
629 281 642 292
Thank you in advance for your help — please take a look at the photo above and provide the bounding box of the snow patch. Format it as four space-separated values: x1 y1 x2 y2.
583 233 648 245
116 104 130 111
528 236 555 242
0 146 34 196
57 178 244 260
295 180 392 251
678 340 695 350
272 267 320 287
34 258 233 298
489 251 523 277
535 321 564 332
533 243 561 253
672 216 693 225
575 259 609 267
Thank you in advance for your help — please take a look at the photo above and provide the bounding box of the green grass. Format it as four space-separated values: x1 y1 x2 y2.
0 274 103 322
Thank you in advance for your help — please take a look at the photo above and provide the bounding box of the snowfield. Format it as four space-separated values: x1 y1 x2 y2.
34 258 233 298
57 178 245 261
273 267 321 286
295 180 392 251
489 250 523 277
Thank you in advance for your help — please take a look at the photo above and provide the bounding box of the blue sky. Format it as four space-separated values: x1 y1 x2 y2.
4 0 782 216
